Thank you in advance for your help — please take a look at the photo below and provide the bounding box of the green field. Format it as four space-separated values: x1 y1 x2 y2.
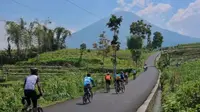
158 43 200 111
0 49 151 112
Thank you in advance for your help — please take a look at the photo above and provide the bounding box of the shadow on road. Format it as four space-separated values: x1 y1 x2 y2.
76 102 90 106
111 92 123 95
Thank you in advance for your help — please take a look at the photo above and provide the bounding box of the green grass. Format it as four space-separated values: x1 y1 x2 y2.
159 43 200 111
0 49 152 112
16 49 134 68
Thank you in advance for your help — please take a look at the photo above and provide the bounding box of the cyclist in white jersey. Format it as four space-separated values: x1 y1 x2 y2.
24 68 43 112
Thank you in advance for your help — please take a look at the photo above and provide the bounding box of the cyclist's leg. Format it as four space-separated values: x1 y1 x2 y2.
89 84 93 97
108 80 111 86
116 80 120 87
30 90 38 112
84 85 87 95
24 90 31 107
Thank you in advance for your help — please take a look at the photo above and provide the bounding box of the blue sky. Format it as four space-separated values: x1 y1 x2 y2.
1 0 200 48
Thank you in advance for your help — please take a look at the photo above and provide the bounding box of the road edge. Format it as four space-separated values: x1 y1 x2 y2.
136 52 161 112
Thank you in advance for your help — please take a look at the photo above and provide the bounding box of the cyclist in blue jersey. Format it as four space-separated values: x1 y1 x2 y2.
83 73 95 97
120 71 125 81
114 73 122 88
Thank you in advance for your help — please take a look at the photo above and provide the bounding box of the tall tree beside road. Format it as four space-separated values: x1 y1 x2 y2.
128 20 152 66
127 36 143 66
152 31 164 49
106 14 123 76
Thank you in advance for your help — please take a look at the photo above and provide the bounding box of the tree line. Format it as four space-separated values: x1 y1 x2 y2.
127 19 164 66
0 18 71 65
0 15 163 68
91 15 163 73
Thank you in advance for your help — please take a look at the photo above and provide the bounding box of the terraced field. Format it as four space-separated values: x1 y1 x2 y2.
0 49 152 112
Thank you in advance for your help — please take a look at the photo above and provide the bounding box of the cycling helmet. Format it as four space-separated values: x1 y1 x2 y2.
87 73 91 77
30 67 38 75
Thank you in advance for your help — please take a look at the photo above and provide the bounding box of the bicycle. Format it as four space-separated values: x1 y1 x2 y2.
124 77 128 85
82 87 93 104
144 66 148 72
114 81 120 94
115 80 125 94
120 81 125 93
21 95 43 112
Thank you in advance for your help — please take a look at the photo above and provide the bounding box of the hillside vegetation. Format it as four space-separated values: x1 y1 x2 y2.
158 43 200 111
0 49 152 112
0 15 162 112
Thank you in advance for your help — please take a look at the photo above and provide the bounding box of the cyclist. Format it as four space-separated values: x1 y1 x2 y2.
115 73 121 88
120 71 125 81
132 69 137 80
105 72 111 88
124 72 128 84
144 63 148 71
23 68 43 112
83 73 95 97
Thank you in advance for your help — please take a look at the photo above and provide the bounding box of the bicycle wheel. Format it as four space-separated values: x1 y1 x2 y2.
83 95 87 104
108 84 110 92
87 94 91 103
115 86 118 94
106 83 109 92
37 107 43 112
121 82 125 93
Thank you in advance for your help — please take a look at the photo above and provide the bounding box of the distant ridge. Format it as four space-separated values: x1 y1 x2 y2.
66 11 200 49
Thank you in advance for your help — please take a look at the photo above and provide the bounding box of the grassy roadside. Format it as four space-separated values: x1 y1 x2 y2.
158 43 200 111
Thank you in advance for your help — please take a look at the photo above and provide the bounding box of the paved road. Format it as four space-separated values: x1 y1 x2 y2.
44 52 160 112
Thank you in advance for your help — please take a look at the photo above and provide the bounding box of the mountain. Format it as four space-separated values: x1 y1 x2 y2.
66 11 200 49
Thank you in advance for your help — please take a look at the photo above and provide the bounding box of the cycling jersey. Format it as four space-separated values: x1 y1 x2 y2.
120 73 125 80
84 76 93 86
115 74 121 80
105 74 111 80
25 75 38 90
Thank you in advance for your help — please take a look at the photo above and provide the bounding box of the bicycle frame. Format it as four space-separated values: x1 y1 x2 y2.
21 95 43 112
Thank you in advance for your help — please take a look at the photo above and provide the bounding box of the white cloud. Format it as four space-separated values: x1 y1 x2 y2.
113 0 151 12
0 21 7 50
117 0 126 6
167 0 200 38
137 3 172 16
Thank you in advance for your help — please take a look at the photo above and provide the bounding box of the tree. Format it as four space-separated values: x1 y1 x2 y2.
152 31 163 49
93 31 110 71
106 14 123 76
147 36 152 50
127 35 143 66
79 43 87 63
33 19 53 52
6 18 26 58
6 37 12 58
33 21 44 53
54 27 71 50
130 20 151 39
128 20 152 65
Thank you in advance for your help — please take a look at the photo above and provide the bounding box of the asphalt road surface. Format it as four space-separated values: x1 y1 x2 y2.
44 52 160 112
